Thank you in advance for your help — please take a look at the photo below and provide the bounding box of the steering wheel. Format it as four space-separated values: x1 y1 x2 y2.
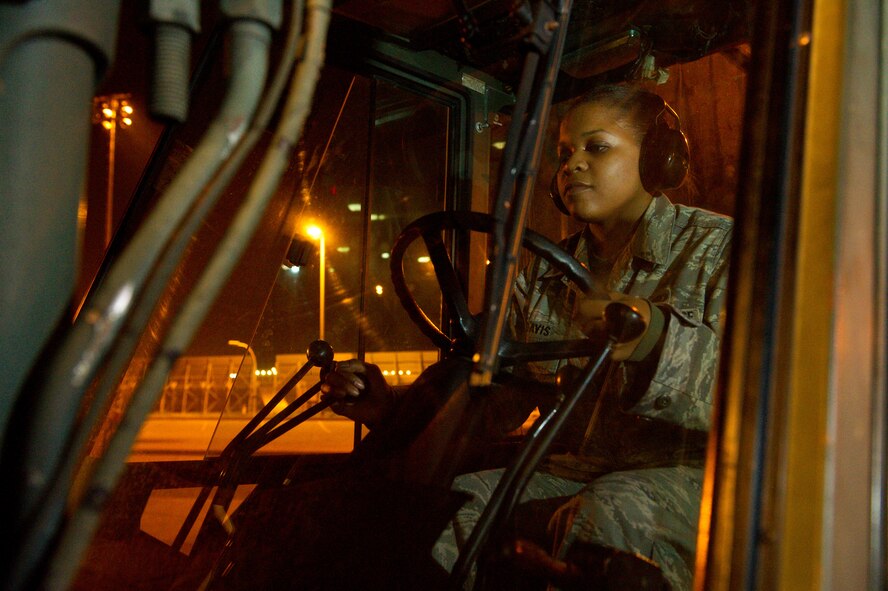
389 211 607 366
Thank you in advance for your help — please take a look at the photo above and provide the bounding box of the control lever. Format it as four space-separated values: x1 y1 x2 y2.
224 339 335 455
449 301 649 590
307 339 335 370
232 340 337 455
555 364 582 394
604 300 647 345
172 339 335 551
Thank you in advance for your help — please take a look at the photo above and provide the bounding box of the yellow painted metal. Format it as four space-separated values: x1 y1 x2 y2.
777 0 845 589
697 1 848 589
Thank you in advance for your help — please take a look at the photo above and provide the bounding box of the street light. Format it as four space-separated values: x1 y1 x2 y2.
227 339 258 413
306 224 325 341
93 93 134 249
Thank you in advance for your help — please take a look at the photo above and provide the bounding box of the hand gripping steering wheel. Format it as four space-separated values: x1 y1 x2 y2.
389 211 607 366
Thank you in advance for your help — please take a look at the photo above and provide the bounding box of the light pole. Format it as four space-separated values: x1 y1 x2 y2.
227 339 258 413
306 225 325 341
93 93 134 249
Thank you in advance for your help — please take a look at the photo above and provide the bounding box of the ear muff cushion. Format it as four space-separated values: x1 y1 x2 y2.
548 174 570 215
639 122 689 195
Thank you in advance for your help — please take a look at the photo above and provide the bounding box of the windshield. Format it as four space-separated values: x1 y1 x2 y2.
97 65 459 462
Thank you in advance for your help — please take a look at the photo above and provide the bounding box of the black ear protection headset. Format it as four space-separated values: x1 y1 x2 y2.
548 96 690 216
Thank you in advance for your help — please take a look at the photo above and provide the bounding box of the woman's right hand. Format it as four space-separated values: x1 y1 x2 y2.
320 360 396 428
576 293 661 362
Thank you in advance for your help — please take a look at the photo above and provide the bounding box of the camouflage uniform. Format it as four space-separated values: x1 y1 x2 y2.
434 195 732 590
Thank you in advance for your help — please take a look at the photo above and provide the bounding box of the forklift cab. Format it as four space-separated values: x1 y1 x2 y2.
2 0 884 590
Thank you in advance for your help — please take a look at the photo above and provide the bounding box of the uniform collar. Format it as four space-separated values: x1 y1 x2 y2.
627 194 675 266
574 194 675 267
537 195 675 281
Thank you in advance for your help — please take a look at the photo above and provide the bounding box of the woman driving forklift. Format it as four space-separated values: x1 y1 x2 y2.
321 83 732 590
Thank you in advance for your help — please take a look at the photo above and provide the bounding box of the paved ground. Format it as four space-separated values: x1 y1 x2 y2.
130 415 360 462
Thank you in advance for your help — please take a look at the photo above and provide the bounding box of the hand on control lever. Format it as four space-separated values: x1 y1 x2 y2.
320 359 396 428
575 294 664 362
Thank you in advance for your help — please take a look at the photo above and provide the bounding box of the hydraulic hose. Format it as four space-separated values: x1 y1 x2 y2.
5 6 305 591
62 0 306 510
13 18 270 518
38 2 330 589
65 0 304 482
5 17 274 591
0 0 121 454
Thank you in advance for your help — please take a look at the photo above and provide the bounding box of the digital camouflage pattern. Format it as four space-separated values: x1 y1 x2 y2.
512 193 732 437
435 195 732 590
436 465 703 590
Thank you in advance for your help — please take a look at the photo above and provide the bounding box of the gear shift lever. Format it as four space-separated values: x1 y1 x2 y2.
604 301 648 344
449 305 649 590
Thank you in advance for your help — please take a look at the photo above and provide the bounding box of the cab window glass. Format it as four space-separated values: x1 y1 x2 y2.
200 71 453 456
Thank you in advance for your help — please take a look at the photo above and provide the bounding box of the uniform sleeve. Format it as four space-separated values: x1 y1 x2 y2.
620 229 732 431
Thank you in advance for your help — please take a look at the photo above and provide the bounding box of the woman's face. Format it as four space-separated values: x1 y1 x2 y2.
556 102 652 227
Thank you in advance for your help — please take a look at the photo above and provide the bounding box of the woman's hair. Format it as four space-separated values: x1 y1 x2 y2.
565 84 665 143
